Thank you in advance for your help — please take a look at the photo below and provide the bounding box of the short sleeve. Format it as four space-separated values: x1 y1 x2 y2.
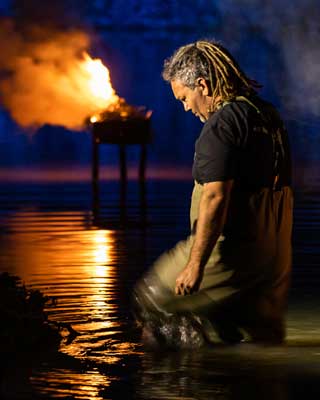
192 112 241 184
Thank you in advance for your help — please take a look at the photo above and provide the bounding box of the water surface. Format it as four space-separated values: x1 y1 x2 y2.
0 176 320 399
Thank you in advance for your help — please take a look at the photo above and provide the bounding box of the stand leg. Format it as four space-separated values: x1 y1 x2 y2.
139 143 147 224
92 137 100 222
119 144 127 222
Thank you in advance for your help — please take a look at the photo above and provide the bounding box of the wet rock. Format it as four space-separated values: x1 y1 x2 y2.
0 272 61 358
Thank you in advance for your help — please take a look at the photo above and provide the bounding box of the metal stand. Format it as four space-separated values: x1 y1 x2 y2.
91 118 151 226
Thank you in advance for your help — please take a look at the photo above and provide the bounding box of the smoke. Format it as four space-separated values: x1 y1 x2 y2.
214 0 320 118
280 22 320 117
0 18 111 131
1 0 319 132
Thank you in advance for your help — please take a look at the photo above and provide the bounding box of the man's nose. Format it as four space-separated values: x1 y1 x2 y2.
183 103 190 112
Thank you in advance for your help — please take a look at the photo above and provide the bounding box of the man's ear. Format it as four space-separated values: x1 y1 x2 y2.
196 77 211 96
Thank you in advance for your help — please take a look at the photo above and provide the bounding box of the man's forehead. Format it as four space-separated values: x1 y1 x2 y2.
171 80 189 99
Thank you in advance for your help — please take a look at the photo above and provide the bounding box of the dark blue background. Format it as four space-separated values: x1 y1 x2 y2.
0 0 319 183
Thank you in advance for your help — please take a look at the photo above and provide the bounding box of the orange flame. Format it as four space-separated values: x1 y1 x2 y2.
80 52 119 116
0 26 130 130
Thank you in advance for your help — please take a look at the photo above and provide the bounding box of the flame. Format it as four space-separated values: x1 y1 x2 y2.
0 24 149 130
79 52 119 122
90 115 99 123
81 52 119 106
0 26 121 130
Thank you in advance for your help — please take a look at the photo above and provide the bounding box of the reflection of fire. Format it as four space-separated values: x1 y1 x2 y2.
92 229 112 265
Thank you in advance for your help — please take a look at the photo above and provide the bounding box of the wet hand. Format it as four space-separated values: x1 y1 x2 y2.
175 262 202 296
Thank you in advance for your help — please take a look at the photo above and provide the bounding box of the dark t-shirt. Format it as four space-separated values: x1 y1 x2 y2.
192 96 291 190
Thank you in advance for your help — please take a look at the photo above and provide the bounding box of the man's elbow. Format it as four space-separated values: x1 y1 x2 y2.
202 181 233 214
203 180 233 202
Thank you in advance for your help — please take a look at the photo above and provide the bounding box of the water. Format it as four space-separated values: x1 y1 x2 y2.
0 175 320 399
0 18 319 399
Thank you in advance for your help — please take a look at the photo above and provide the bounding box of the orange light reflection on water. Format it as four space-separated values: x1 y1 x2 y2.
0 212 137 394
93 229 113 265
59 228 123 360
31 368 114 400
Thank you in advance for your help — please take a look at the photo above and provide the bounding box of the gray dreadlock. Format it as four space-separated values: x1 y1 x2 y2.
162 40 261 106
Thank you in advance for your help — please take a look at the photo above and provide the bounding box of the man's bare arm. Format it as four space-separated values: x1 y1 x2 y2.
175 180 234 295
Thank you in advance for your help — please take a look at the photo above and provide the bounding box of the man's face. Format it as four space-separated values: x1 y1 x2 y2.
171 80 209 123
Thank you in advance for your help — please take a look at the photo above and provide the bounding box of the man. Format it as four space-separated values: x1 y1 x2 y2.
134 40 293 345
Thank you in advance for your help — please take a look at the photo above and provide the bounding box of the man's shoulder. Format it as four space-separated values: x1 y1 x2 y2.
200 100 252 146
204 98 253 131
207 95 284 134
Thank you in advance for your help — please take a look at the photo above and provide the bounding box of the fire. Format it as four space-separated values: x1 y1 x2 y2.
81 54 151 124
78 52 120 123
81 52 119 109
0 24 149 130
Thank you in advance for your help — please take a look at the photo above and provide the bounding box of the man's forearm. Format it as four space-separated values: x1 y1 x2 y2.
174 181 233 295
188 188 229 268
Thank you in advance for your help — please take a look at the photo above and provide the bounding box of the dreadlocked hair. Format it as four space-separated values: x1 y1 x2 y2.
162 40 261 108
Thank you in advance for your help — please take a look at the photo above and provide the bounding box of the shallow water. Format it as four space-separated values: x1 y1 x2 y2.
0 176 320 399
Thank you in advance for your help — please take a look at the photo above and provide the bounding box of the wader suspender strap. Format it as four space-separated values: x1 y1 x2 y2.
225 96 286 190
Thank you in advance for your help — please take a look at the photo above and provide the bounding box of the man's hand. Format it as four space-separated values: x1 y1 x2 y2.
175 261 203 295
174 180 234 297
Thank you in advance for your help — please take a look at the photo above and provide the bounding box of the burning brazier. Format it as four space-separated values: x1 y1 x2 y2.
89 98 152 223
90 99 152 185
